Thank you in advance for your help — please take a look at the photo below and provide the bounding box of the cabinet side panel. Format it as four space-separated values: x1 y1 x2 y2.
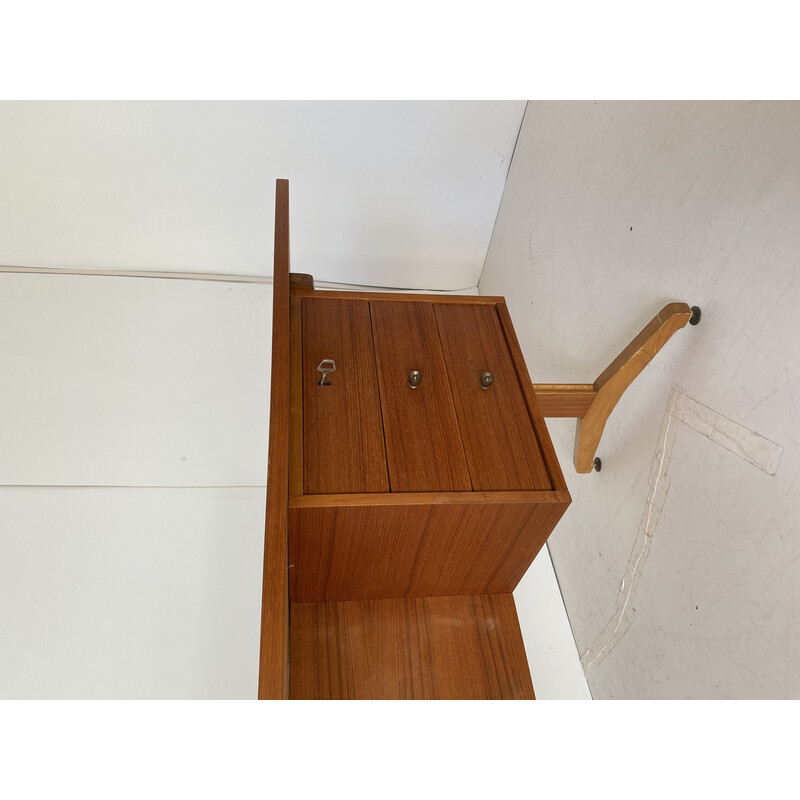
289 498 570 602
302 297 389 494
495 302 571 494
434 303 552 491
370 301 471 492
289 595 534 700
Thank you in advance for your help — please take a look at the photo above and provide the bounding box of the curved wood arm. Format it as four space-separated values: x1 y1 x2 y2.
534 302 693 473
575 302 692 472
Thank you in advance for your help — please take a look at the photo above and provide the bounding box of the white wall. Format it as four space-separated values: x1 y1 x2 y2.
0 275 270 698
481 101 800 698
0 486 265 699
0 273 272 487
0 101 524 290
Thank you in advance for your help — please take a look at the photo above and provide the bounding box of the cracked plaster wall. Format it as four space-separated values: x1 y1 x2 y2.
481 101 800 698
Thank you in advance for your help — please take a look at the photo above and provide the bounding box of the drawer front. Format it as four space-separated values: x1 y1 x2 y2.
370 301 471 492
302 297 388 494
434 303 552 491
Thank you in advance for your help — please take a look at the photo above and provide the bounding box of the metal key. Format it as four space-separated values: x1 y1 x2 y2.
317 359 336 386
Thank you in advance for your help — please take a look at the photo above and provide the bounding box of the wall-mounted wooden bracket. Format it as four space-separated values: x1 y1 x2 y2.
534 302 697 474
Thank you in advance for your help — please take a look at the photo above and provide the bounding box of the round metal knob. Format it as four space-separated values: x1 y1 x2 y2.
480 371 495 389
408 370 422 388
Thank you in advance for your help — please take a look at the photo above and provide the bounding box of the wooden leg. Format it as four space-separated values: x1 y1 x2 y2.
534 302 694 473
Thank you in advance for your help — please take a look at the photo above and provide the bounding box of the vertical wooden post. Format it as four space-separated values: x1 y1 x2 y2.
258 179 291 699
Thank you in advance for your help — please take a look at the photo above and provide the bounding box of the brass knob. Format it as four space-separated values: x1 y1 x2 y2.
480 371 495 389
408 370 422 388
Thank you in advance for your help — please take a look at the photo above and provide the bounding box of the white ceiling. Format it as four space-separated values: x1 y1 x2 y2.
0 101 525 290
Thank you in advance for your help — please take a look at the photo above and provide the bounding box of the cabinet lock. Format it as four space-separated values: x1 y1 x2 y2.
317 359 336 386
408 370 422 388
480 371 495 389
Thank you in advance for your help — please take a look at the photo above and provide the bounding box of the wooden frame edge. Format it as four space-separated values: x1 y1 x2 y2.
288 294 303 496
294 287 504 304
290 489 571 508
258 179 291 700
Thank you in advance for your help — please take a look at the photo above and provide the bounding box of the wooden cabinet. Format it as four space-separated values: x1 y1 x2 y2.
300 295 552 495
259 181 571 700
288 289 569 610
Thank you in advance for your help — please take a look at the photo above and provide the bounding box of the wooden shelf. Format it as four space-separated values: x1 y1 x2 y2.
290 594 535 700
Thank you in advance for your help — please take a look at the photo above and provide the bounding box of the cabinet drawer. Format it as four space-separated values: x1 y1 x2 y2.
434 303 552 491
302 297 389 494
370 301 471 492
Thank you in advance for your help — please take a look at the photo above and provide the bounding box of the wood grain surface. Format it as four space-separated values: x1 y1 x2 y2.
434 303 551 491
494 301 570 494
290 489 570 508
289 272 314 289
302 297 389 494
258 179 290 699
289 594 535 699
370 301 471 492
297 289 504 304
532 384 597 417
289 494 570 602
288 294 304 496
574 301 692 472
